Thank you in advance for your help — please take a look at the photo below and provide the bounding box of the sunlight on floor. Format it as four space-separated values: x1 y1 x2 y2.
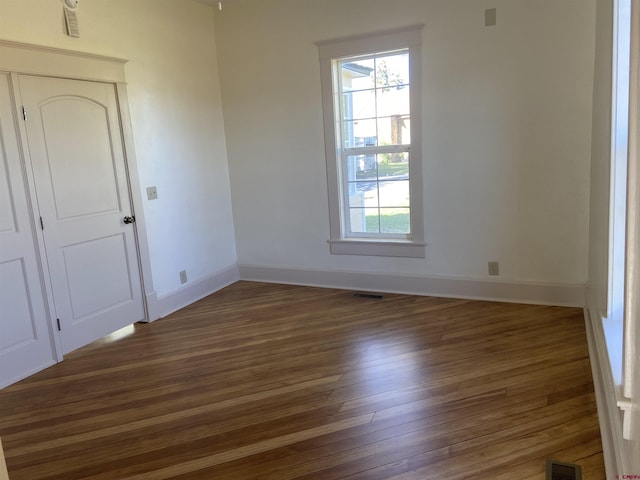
102 324 136 343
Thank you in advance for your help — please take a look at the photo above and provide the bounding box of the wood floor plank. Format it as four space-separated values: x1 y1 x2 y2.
0 281 604 479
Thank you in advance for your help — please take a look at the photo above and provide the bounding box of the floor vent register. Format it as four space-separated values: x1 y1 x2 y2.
546 460 582 480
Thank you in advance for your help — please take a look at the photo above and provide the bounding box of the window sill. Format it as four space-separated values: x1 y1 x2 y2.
328 239 426 258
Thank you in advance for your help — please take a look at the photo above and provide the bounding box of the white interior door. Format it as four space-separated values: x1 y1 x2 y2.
0 73 57 388
19 75 145 354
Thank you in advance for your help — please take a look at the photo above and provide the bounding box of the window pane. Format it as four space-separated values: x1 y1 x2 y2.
342 90 375 120
377 152 408 178
375 53 409 90
340 59 375 91
347 183 378 208
349 208 380 233
377 85 410 117
377 117 410 146
379 208 410 234
346 155 377 181
347 189 365 209
356 163 377 180
343 119 377 148
348 181 379 209
379 180 410 207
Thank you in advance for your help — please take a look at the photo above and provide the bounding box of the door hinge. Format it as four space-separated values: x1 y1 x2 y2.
39 216 44 230
22 106 27 121
56 318 61 331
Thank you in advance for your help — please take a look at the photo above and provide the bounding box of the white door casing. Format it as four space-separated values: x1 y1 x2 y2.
0 73 57 388
19 75 145 354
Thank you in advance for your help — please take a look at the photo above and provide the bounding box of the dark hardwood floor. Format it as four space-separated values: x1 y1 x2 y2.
0 281 604 479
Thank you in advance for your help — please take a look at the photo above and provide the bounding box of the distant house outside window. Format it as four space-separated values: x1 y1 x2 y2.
318 26 425 257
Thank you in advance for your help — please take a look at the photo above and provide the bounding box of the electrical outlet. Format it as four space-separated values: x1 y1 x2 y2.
488 261 499 276
179 270 187 285
146 186 158 200
485 8 497 26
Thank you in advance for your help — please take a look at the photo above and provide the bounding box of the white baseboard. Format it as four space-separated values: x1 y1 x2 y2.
584 307 626 478
146 264 239 321
238 264 585 307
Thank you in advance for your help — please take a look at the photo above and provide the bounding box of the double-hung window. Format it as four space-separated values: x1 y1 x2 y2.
318 26 425 257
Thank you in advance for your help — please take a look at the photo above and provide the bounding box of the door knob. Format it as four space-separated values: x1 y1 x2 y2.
123 216 135 224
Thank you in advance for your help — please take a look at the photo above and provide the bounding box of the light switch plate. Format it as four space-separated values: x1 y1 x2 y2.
146 186 158 200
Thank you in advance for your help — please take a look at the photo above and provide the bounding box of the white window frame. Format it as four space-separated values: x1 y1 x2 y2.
318 25 426 258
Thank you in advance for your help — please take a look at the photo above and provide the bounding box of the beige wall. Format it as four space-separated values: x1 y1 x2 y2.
0 0 237 297
0 0 597 292
215 0 596 286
